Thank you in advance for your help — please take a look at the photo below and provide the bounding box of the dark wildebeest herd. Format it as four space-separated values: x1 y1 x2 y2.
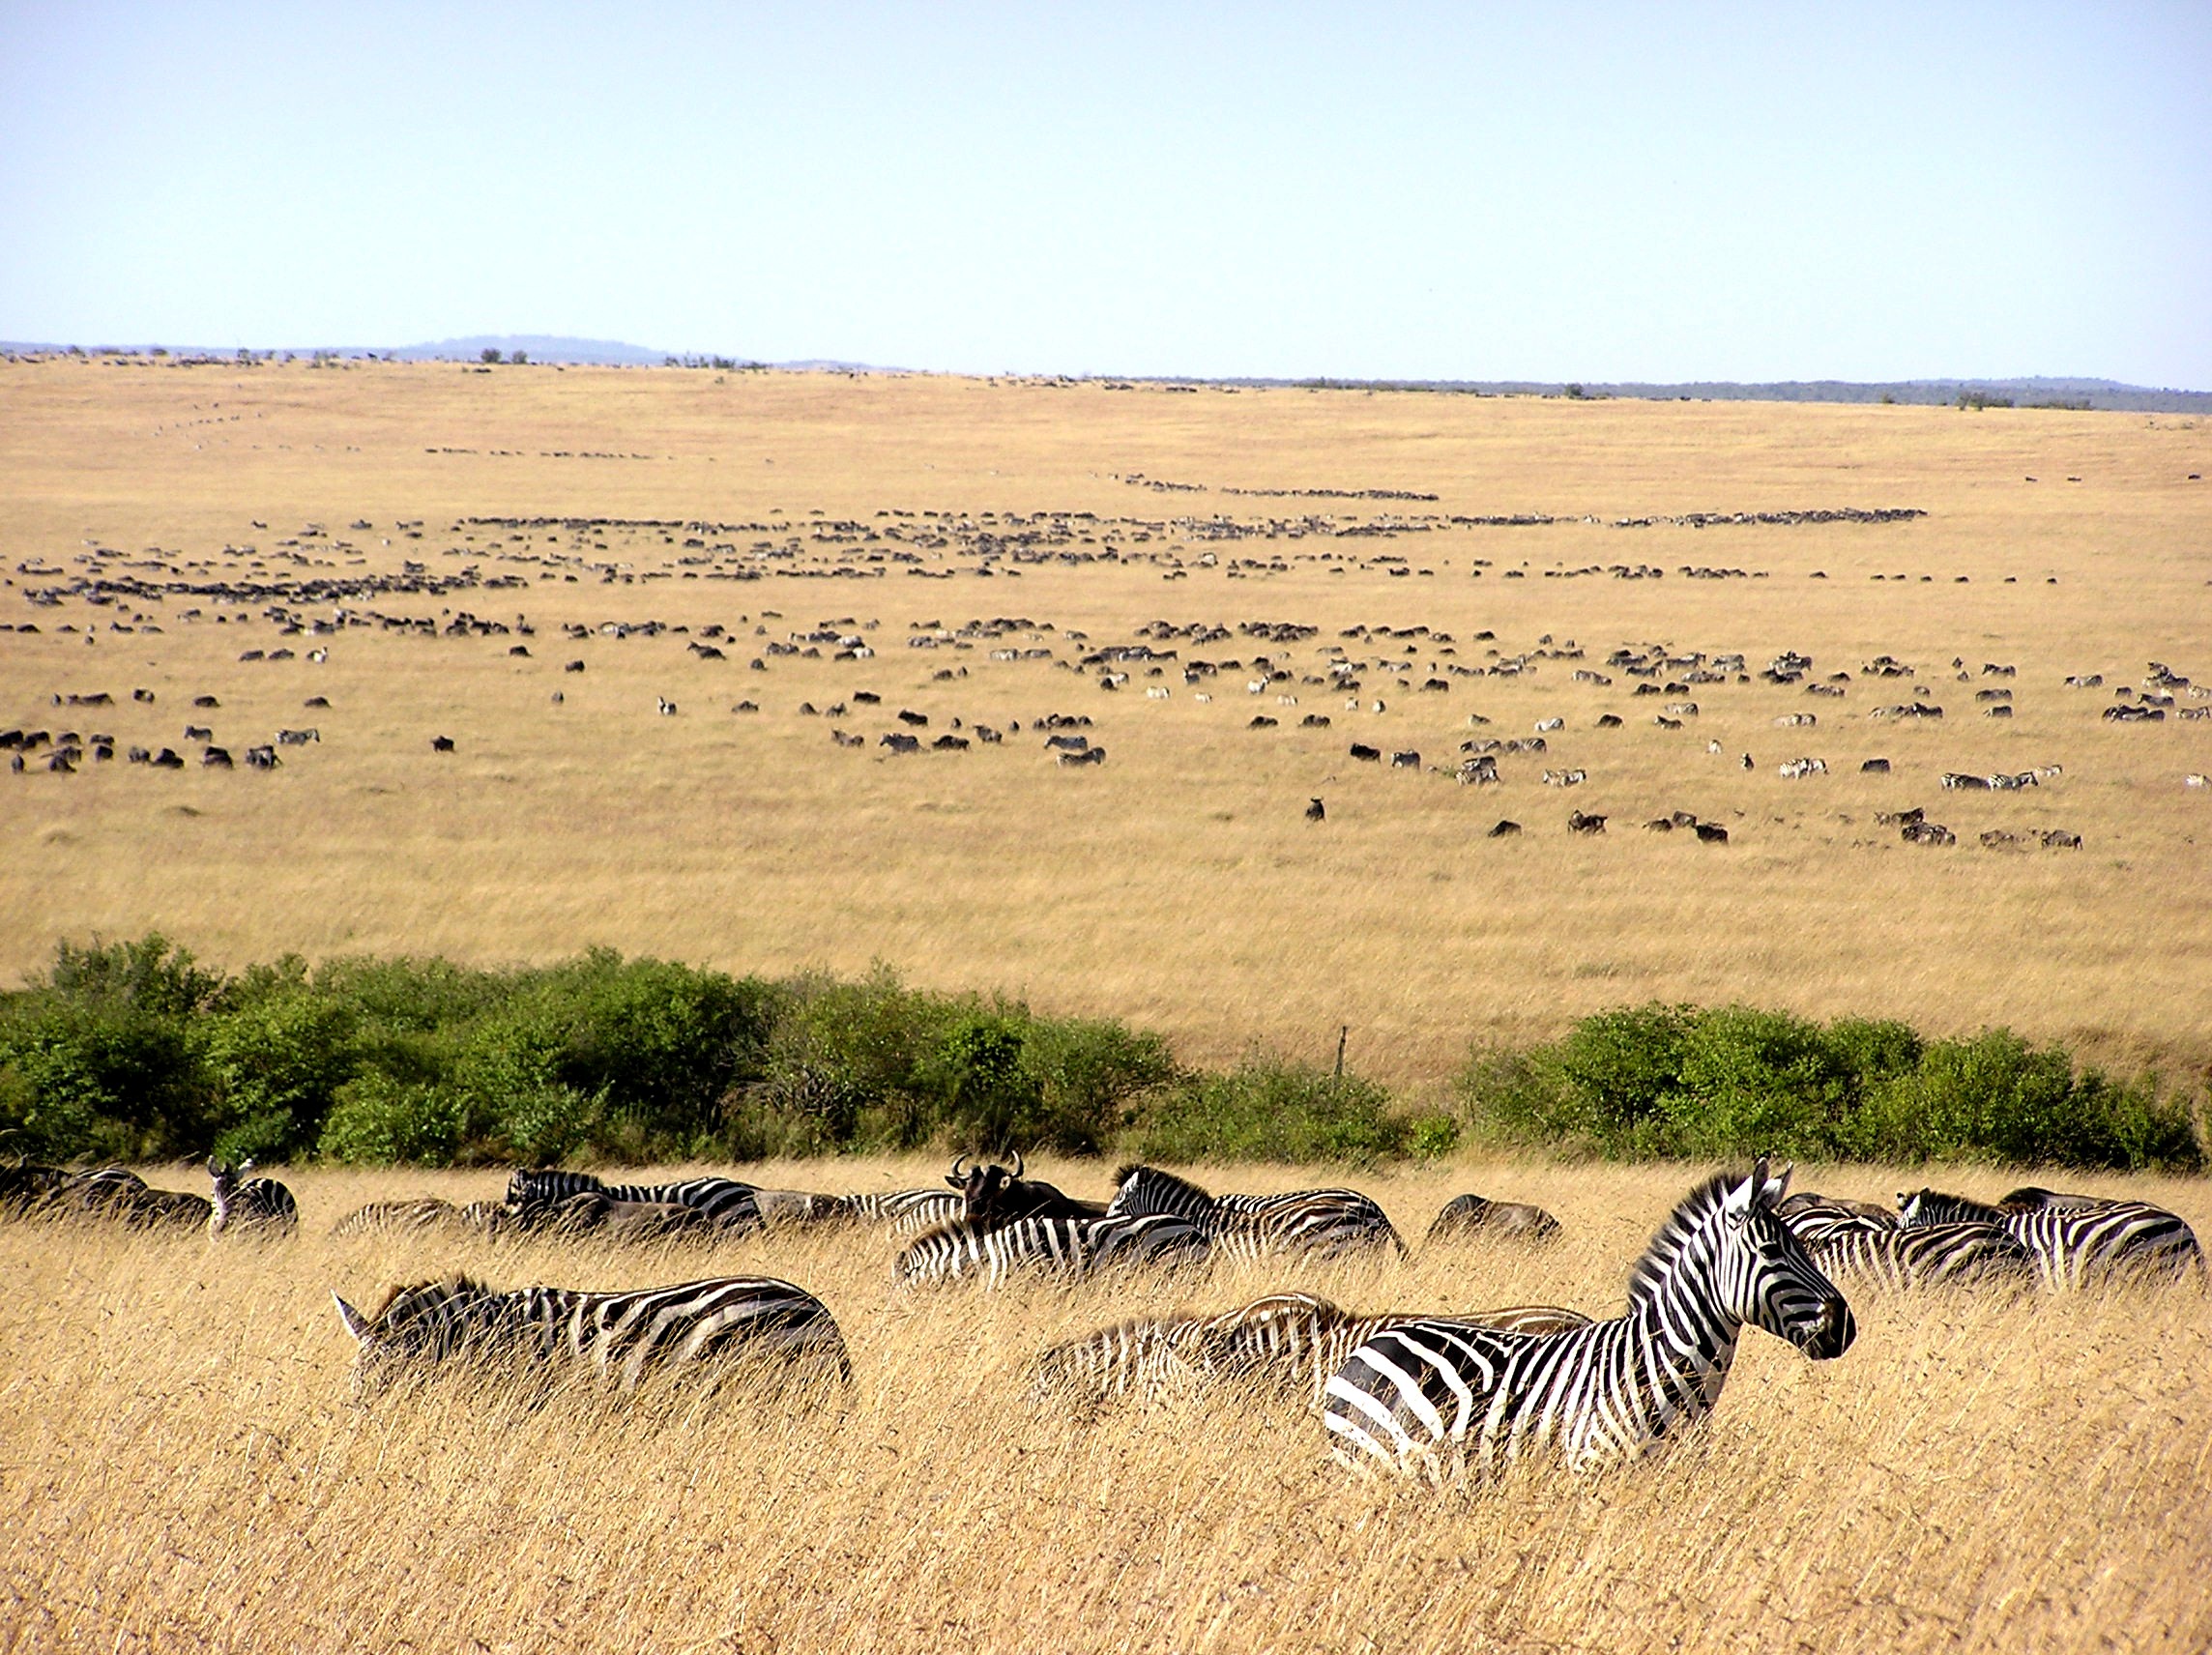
4 1151 2197 1479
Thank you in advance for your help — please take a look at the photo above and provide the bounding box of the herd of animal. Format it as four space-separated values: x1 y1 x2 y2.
4 1150 2199 1481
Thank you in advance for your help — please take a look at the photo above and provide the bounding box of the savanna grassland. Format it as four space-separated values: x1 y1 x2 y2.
3 361 2211 1654
3 1159 2209 1655
1 358 2209 1089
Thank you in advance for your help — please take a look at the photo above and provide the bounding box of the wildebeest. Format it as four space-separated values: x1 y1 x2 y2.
1349 742 1382 762
1487 819 1522 837
881 732 920 753
431 736 456 753
1305 798 1325 822
1427 1195 1561 1243
1566 810 1606 834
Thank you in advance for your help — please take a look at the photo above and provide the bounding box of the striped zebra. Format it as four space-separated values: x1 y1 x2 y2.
505 1170 764 1232
896 1213 1210 1289
207 1159 299 1236
825 1187 964 1238
1803 1220 2034 1292
1897 1188 2203 1290
0 1162 69 1218
1106 1165 1405 1261
331 1273 850 1402
59 1168 212 1232
1323 1160 1854 1481
1034 1292 1591 1414
331 1198 509 1238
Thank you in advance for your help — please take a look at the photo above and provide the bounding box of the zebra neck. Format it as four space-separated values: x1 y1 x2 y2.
1626 1257 1746 1416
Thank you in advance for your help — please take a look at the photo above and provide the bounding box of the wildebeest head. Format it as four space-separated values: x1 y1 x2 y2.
945 1152 1101 1227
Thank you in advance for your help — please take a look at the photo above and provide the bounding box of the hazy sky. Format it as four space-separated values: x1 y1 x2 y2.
2 3 2206 384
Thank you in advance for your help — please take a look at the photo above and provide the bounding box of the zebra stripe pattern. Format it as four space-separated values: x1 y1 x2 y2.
1803 1221 2034 1292
331 1198 509 1238
505 1170 763 1231
830 1188 965 1238
1107 1165 1405 1261
332 1273 850 1400
1897 1188 2203 1290
897 1213 1210 1289
207 1159 299 1236
1036 1292 1593 1413
1323 1160 1854 1481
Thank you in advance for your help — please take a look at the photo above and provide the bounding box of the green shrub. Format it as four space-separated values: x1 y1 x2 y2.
1136 1058 1407 1165
0 999 211 1161
200 987 361 1161
317 1074 471 1166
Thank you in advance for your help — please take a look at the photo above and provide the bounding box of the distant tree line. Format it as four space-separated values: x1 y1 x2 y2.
0 939 2197 1174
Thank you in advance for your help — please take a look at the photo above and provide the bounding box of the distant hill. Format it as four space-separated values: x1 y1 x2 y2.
1218 374 2212 414
0 337 2203 408
387 334 669 365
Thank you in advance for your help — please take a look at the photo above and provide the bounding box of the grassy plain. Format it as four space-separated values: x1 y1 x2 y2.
2 359 2211 1091
1 1157 2206 1654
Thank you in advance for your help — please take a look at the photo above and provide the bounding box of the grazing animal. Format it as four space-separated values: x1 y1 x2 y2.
945 1152 1105 1228
1389 750 1420 769
57 1167 212 1232
1305 797 1325 822
332 1274 851 1401
1033 1292 1590 1414
331 1198 507 1239
1426 1195 1560 1243
1349 742 1382 762
207 1159 298 1236
1566 810 1607 834
1896 1189 2202 1289
430 736 456 753
1487 819 1522 837
1323 1160 1852 1480
504 1170 764 1233
1107 1164 1404 1261
896 1213 1210 1288
1694 823 1730 844
1803 1221 2034 1292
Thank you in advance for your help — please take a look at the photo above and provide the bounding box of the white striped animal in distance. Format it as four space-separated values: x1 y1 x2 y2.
330 1198 509 1238
1896 1188 2203 1290
1534 716 1563 733
1777 756 1827 778
1773 712 1818 727
896 1213 1210 1289
1194 692 1211 703
1540 768 1586 788
1033 1292 1590 1415
1322 1160 1853 1482
331 1273 851 1402
207 1158 299 1237
1106 1165 1405 1261
1146 686 1170 699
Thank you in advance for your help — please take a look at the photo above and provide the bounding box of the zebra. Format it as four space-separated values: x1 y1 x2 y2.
1035 1292 1593 1415
331 1273 850 1403
1322 1159 1854 1481
1803 1221 2035 1292
504 1170 763 1232
1106 1165 1405 1261
814 1187 964 1238
58 1167 213 1232
207 1158 299 1236
896 1212 1210 1289
0 1162 70 1218
330 1198 508 1238
1896 1188 2203 1289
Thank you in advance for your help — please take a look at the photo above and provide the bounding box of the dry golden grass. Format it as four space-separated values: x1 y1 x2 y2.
1 1156 2206 1653
3 359 2210 1093
4 361 2212 1084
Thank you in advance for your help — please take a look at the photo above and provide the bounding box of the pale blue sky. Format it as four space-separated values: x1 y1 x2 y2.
2 3 2206 384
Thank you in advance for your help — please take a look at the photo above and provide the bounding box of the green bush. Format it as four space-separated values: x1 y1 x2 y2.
1136 1058 1407 1165
1457 1004 2203 1173
317 1074 471 1166
200 987 361 1161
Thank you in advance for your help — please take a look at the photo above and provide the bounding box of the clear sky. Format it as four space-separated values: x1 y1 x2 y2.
2 2 2206 385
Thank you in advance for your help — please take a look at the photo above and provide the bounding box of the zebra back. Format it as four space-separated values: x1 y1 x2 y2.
1807 1221 2034 1291
1110 1164 1404 1260
839 1188 965 1238
2006 1203 2203 1290
331 1199 475 1238
334 1272 849 1398
897 1213 1209 1289
1106 1165 1217 1223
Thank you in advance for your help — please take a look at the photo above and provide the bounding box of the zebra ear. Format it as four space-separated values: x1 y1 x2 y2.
1765 1162 1793 1205
333 1292 372 1343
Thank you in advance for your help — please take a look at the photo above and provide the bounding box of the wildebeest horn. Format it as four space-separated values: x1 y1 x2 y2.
1009 1148 1024 1179
950 1153 970 1180
332 1292 371 1343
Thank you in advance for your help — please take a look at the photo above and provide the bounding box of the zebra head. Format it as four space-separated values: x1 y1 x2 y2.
206 1156 252 1233
332 1275 498 1402
1896 1187 2004 1228
1636 1160 1854 1361
1105 1164 1214 1222
1723 1161 1854 1359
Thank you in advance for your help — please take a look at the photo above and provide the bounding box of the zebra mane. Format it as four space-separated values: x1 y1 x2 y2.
1625 1168 1764 1305
368 1272 493 1324
1114 1165 1212 1204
